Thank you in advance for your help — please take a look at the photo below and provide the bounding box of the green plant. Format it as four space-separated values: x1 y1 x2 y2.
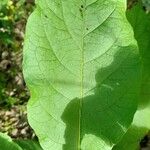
0 0 34 107
0 0 34 46
0 132 42 150
113 2 150 150
23 0 150 150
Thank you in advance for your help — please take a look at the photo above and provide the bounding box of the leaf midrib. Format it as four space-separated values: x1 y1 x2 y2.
38 1 117 149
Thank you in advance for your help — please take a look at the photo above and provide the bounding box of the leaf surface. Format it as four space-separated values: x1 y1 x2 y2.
15 140 43 150
23 0 141 149
0 133 22 150
113 3 150 150
0 132 42 150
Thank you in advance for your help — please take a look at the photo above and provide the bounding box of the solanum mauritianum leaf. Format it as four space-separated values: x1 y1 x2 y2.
23 0 141 149
113 3 150 150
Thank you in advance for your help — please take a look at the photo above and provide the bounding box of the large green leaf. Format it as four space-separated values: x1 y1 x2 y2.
0 133 22 150
15 140 43 150
23 0 141 149
0 132 42 150
113 3 150 150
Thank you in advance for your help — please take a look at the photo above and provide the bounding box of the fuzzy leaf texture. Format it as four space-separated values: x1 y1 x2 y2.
113 2 150 150
23 0 141 150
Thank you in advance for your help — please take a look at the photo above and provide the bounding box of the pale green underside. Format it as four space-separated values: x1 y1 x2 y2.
23 0 141 150
113 3 150 150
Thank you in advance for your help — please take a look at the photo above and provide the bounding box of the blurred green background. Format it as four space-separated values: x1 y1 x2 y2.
0 0 35 140
0 0 34 107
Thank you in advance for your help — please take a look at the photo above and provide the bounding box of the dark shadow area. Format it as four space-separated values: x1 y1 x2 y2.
126 3 150 109
61 45 141 150
140 133 150 148
112 126 150 150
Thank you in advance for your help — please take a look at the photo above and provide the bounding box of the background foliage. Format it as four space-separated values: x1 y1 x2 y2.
0 0 35 141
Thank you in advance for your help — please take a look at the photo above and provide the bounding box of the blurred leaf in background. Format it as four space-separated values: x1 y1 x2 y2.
0 132 43 150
